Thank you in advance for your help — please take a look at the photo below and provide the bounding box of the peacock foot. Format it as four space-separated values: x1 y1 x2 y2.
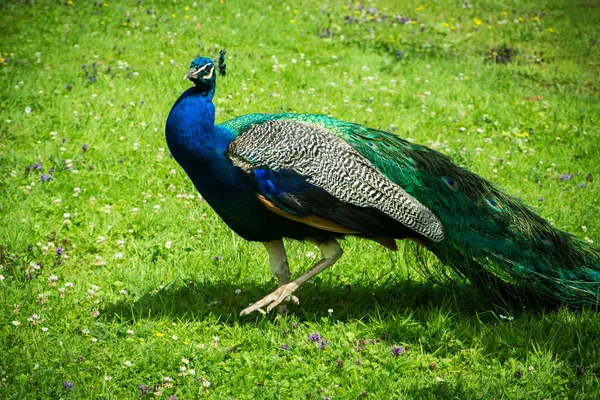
240 284 300 316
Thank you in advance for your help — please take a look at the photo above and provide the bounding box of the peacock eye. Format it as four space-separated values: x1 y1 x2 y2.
442 177 458 190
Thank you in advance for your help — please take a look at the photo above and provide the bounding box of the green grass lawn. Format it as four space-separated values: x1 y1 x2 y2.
1 0 600 398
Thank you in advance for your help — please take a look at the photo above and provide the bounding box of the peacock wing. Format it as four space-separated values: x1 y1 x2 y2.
225 119 445 242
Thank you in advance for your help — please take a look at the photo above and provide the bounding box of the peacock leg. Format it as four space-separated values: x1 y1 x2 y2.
240 239 342 316
263 240 298 314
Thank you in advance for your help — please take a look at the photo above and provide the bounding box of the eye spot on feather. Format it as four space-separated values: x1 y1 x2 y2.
442 177 458 190
486 197 502 211
366 141 377 149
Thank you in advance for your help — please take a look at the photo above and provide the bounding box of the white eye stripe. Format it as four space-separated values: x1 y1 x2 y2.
197 64 213 72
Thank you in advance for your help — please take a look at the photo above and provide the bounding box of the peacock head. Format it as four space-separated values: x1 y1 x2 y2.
184 50 226 90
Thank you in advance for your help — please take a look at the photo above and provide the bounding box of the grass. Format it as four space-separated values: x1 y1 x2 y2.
1 0 599 398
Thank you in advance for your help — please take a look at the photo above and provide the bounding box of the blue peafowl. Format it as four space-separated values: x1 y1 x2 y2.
166 51 600 315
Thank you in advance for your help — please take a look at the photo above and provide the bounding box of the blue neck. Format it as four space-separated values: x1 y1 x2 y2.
166 84 231 156
165 83 238 197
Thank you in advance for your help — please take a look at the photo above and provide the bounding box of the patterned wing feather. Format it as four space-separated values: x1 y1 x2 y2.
226 120 445 242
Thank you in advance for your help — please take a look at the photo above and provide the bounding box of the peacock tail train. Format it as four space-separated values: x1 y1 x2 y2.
221 113 600 307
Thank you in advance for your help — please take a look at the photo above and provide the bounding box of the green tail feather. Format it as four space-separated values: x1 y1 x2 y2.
348 125 600 306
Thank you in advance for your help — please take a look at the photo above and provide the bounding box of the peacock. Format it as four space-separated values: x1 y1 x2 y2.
165 51 600 315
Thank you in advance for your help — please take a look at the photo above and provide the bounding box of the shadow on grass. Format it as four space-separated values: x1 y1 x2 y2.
103 278 483 323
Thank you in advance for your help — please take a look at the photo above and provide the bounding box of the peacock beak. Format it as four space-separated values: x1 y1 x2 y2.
183 67 198 80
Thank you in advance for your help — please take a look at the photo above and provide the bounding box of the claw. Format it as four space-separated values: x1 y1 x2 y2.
239 284 299 316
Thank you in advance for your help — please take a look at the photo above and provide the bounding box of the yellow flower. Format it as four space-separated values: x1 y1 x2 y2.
290 19 295 24
474 18 482 26
293 10 298 14
185 15 189 19
443 23 449 27
101 21 105 25
343 5 348 10
416 5 424 11
488 25 492 29
172 13 176 18
122 22 127 26
155 332 164 337
103 2 108 6
450 17 455 22
183 341 189 345
184 6 189 11
518 17 524 22
451 26 455 30
548 27 555 33
68 0 73 4
502 10 508 15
